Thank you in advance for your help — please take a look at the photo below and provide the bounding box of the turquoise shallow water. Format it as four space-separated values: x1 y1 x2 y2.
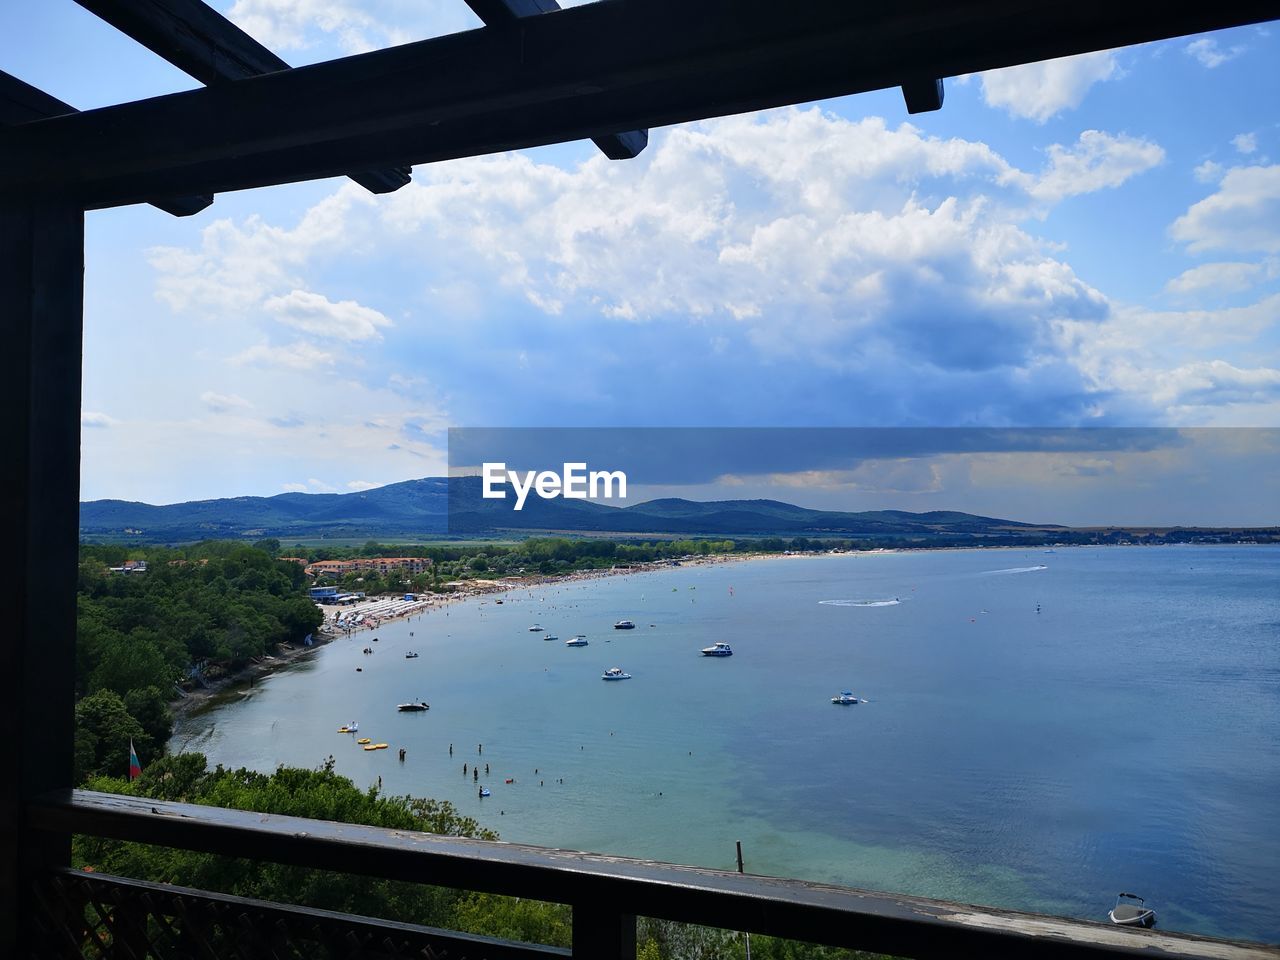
174 545 1280 942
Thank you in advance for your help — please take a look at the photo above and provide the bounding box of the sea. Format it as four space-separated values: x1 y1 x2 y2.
173 545 1280 943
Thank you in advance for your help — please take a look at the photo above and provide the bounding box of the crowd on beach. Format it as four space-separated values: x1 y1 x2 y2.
319 553 752 639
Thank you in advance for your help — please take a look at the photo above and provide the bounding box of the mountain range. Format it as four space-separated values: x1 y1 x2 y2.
80 476 1055 543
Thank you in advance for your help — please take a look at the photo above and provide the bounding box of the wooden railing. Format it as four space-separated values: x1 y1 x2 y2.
28 790 1280 960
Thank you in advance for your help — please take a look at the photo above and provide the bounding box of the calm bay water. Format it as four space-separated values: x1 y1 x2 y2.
174 545 1280 942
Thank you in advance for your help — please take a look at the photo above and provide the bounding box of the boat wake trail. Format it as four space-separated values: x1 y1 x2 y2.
819 598 903 607
981 564 1048 575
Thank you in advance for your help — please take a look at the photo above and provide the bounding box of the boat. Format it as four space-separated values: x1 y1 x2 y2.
336 721 360 733
363 744 379 751
602 667 632 680
356 738 371 744
495 599 503 604
397 702 429 712
544 635 558 641
374 743 389 750
701 642 733 657
404 652 419 659
529 624 544 632
1108 893 1156 927
479 787 491 797
565 636 588 647
614 620 636 629
831 691 861 705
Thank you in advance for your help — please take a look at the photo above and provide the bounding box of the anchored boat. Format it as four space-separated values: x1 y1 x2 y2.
701 642 733 657
397 702 429 712
1108 893 1156 927
602 667 632 680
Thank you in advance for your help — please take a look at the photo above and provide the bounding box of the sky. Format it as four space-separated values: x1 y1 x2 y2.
3 3 1279 523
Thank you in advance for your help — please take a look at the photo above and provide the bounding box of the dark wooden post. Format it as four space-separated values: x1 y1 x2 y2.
572 907 636 959
0 197 84 955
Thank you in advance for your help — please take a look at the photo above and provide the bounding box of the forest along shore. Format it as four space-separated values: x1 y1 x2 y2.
172 552 762 724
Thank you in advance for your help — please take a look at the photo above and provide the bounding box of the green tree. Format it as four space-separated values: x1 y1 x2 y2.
123 686 174 753
74 690 147 781
252 538 282 557
88 633 172 697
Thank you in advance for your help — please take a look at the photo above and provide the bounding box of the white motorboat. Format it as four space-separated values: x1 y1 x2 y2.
614 620 636 629
565 636 588 647
701 642 733 657
544 635 558 641
831 691 861 705
1108 893 1156 927
602 667 632 680
404 652 419 659
528 624 545 632
397 701 429 712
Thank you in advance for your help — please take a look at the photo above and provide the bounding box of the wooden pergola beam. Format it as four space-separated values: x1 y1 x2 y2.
902 77 945 114
2 0 1277 209
463 0 648 160
71 0 410 195
0 70 211 217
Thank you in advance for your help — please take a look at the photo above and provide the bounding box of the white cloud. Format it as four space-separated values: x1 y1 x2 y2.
264 289 392 341
1164 260 1275 296
82 411 118 429
1170 165 1280 253
225 0 414 54
138 106 1274 445
1194 160 1224 184
347 479 381 491
232 340 338 369
1186 37 1245 69
1149 360 1280 408
1066 292 1280 418
148 187 372 315
1232 132 1258 155
200 390 253 412
281 482 308 493
978 51 1117 123
1030 130 1165 203
377 109 1115 379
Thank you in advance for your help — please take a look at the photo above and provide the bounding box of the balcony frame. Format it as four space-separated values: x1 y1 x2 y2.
5 2 1280 957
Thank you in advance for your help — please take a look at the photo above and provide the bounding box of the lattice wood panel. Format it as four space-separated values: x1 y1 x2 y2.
30 870 555 960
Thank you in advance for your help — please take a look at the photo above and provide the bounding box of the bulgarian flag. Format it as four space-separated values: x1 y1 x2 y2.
128 739 142 781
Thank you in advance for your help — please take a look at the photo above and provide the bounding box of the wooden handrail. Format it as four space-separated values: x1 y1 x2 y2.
29 790 1280 960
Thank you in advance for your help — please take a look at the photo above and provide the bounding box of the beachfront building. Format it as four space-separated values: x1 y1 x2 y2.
305 557 433 579
6 2 1274 959
304 559 361 578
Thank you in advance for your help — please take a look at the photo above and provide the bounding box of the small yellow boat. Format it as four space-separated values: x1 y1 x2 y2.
356 738 371 744
374 743 389 750
337 727 351 733
363 744 378 751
